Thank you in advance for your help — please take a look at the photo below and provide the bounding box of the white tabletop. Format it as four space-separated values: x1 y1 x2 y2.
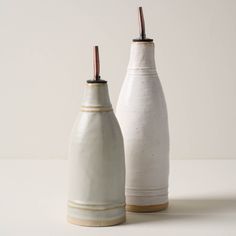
1 160 235 236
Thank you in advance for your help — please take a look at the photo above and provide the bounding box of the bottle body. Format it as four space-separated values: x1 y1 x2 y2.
116 42 169 212
68 83 126 226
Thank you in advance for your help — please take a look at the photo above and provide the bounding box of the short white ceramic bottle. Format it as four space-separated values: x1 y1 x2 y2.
68 46 126 226
116 7 169 212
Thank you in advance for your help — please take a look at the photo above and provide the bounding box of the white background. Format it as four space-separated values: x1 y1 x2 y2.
0 0 236 159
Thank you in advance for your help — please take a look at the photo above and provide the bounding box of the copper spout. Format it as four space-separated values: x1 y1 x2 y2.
133 7 153 42
138 7 146 40
93 46 100 80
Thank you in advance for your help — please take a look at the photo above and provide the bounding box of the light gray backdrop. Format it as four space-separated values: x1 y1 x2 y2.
0 0 236 159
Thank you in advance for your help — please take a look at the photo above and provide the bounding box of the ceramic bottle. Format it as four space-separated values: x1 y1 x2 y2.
116 7 169 212
68 46 126 226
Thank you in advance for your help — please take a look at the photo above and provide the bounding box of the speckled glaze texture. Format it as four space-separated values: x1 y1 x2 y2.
116 42 169 211
68 83 126 226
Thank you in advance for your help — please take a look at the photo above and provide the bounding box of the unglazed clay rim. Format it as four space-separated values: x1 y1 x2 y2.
67 215 126 227
126 202 168 213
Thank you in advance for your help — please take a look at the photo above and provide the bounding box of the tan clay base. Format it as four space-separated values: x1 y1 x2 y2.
126 202 169 213
67 215 126 227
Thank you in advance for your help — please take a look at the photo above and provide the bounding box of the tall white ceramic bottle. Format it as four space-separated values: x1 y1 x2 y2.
116 7 169 212
68 46 126 226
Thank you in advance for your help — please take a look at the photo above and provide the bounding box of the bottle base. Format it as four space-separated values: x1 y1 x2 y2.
126 202 168 213
67 201 126 227
67 215 126 227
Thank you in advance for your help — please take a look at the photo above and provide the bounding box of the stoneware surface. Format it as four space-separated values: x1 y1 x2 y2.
116 42 169 211
68 83 126 226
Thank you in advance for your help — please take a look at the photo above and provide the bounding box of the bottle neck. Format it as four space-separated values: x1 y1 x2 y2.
128 42 156 69
81 83 112 110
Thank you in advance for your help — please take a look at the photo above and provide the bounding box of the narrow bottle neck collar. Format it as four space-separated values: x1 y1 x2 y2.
128 42 156 69
81 83 112 112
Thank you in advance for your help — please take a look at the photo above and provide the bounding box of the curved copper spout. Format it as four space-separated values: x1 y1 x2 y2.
138 7 146 40
93 46 100 80
133 7 153 42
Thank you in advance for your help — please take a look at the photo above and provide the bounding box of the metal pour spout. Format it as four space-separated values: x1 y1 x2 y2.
133 7 153 42
93 46 100 81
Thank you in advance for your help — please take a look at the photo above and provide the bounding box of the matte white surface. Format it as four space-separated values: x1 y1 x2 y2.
116 42 169 206
68 83 125 224
1 0 236 160
1 160 236 235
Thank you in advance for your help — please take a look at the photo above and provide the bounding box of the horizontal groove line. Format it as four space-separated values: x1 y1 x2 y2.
126 187 168 191
81 107 113 112
126 194 168 198
68 202 125 211
81 105 112 108
126 74 158 76
128 67 156 70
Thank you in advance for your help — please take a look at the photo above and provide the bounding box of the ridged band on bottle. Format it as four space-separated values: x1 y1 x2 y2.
125 186 168 197
127 68 158 76
125 187 168 205
80 106 113 112
67 201 126 226
68 200 125 211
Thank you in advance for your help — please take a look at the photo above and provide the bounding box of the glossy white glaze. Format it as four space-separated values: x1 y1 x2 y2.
116 42 169 208
68 83 126 226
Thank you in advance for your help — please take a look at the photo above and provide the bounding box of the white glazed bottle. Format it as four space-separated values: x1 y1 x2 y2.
116 7 169 212
68 46 126 226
